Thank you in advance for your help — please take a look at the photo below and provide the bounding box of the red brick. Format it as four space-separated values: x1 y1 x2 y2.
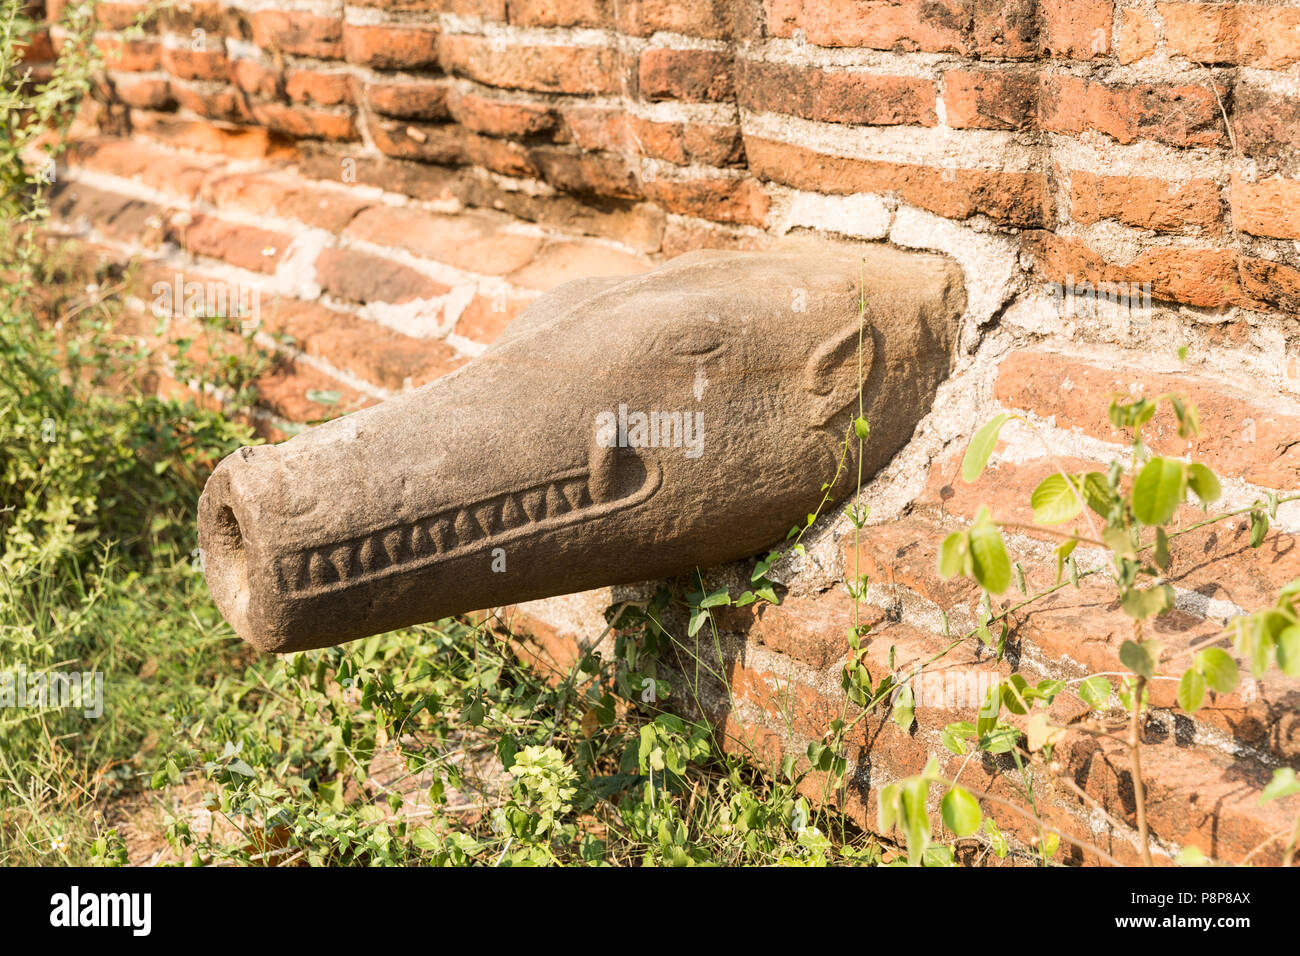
18 28 54 63
157 0 240 36
177 216 291 274
454 289 538 345
746 136 1051 228
505 240 649 290
1038 74 1228 149
1161 3 1300 69
1070 170 1224 235
260 298 466 393
972 0 1039 58
97 36 161 72
250 10 342 59
170 83 251 123
447 88 556 137
638 48 733 103
314 247 451 305
67 137 219 200
615 0 739 39
1024 230 1300 314
370 120 537 177
1040 0 1113 60
529 146 642 199
737 61 937 127
249 102 357 141
644 176 770 227
364 80 451 120
343 24 441 71
630 115 744 167
943 69 1037 130
1231 175 1300 241
344 205 544 276
1233 85 1300 159
765 0 970 52
95 2 157 31
230 58 281 99
49 183 167 249
160 44 227 82
440 35 620 95
254 357 374 424
284 71 352 107
111 75 174 110
1117 8 1157 64
347 0 505 16
716 591 884 669
506 0 612 28
200 171 373 233
994 350 1300 491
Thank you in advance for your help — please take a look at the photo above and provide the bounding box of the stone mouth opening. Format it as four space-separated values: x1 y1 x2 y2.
200 477 253 642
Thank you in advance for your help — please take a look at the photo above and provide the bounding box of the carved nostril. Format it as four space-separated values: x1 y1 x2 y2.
199 466 252 642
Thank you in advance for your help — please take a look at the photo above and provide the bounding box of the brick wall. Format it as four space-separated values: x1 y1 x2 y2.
30 0 1300 864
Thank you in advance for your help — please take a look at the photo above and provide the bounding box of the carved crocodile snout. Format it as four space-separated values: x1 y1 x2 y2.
198 247 966 652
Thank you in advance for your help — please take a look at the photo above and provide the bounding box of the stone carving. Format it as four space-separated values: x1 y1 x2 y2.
198 247 966 652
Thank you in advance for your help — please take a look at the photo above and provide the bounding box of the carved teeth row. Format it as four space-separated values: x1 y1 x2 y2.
285 474 595 592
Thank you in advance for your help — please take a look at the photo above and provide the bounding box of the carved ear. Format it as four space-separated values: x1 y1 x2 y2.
803 321 875 425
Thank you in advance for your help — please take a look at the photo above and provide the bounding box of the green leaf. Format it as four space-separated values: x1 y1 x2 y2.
854 416 870 440
1177 668 1206 713
968 511 1011 595
937 531 967 580
1153 526 1170 570
892 683 915 731
1031 473 1084 525
1079 675 1111 709
1197 647 1238 694
1186 463 1221 506
1277 626 1300 679
1082 471 1116 517
940 786 981 837
1121 584 1174 621
1250 510 1268 548
976 683 1001 736
1054 538 1077 584
1259 767 1300 805
961 413 1011 483
1132 457 1187 526
1119 640 1156 679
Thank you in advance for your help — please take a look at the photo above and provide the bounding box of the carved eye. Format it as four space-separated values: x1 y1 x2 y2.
669 328 725 358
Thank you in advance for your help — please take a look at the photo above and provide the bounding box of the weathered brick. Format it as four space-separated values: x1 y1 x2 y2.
1230 175 1300 241
96 2 157 31
170 83 251 123
371 120 537 177
765 0 970 52
284 71 352 107
629 115 744 167
1040 0 1112 59
250 10 342 59
111 74 175 110
440 35 620 95
177 216 291 273
1233 84 1300 159
616 0 739 39
638 48 733 103
994 350 1300 491
943 69 1037 130
259 298 466 393
737 61 937 127
506 0 612 28
314 247 451 305
972 0 1038 58
746 136 1051 228
97 36 161 72
447 88 556 137
343 24 441 71
67 137 219 200
1117 8 1157 64
230 58 280 99
1161 2 1300 69
715 590 882 669
344 205 544 276
529 145 642 199
1024 230 1300 313
1039 74 1228 149
1070 170 1224 235
249 102 357 141
200 170 373 232
644 176 770 227
454 289 539 345
364 80 451 120
160 44 227 82
347 0 505 16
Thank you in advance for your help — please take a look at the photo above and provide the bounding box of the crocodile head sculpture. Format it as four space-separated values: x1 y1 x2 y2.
198 246 965 652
